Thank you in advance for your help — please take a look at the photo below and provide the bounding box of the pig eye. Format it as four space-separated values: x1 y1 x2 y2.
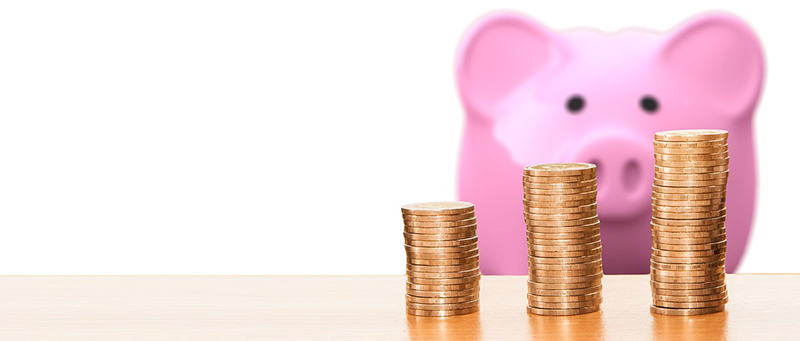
566 95 585 114
640 95 659 113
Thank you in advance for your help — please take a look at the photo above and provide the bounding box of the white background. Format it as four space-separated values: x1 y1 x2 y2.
0 1 796 274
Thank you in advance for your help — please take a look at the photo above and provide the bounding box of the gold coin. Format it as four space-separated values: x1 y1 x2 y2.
407 306 480 316
651 285 727 296
527 292 602 303
530 241 603 252
406 294 479 304
650 254 725 264
528 298 602 309
524 210 597 221
652 191 726 200
404 243 478 253
652 203 726 213
407 268 480 279
523 163 597 176
524 179 597 189
530 273 603 284
406 286 480 298
523 173 596 183
530 246 603 258
649 305 724 316
652 228 726 239
403 231 476 241
651 234 726 244
652 240 727 251
407 262 479 273
654 129 728 142
650 278 725 290
653 139 727 148
527 223 601 234
652 184 726 194
408 255 480 266
652 291 728 302
654 152 729 162
401 201 474 216
527 229 601 240
523 198 596 208
404 224 477 234
528 253 602 265
650 216 726 227
406 248 479 259
527 305 599 316
528 284 602 296
402 212 476 222
523 185 598 195
650 266 725 277
651 197 726 207
528 234 601 245
651 248 726 259
406 293 480 304
653 178 728 188
406 281 480 291
653 297 727 309
523 191 598 202
651 260 725 271
407 275 481 286
528 279 603 290
406 299 480 311
652 209 726 220
653 145 728 155
530 268 603 277
655 171 728 181
529 260 603 271
655 159 730 169
405 236 478 247
403 218 477 228
524 203 597 214
651 273 725 284
654 165 729 175
525 216 599 227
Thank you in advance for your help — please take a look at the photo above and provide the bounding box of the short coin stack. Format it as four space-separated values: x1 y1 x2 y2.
402 201 480 317
650 129 729 316
523 163 603 316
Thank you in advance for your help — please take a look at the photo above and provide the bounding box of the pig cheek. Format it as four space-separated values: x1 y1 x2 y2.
493 101 569 166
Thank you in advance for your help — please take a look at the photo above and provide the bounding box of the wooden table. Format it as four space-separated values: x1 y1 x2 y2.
0 275 797 340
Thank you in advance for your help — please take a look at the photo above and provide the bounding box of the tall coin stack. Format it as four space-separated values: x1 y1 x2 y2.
402 201 480 317
650 129 729 316
523 163 603 316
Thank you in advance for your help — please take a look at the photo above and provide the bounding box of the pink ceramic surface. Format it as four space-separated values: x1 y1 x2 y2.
455 12 763 274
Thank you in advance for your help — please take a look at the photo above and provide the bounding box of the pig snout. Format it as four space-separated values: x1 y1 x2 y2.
571 133 653 220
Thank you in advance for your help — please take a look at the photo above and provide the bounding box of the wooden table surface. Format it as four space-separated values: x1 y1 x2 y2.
0 275 798 340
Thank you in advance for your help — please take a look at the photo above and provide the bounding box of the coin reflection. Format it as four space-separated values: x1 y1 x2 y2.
406 310 482 341
528 310 604 341
652 310 728 341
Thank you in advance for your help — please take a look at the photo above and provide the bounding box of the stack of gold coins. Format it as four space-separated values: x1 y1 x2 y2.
402 201 480 317
523 163 603 316
650 129 729 316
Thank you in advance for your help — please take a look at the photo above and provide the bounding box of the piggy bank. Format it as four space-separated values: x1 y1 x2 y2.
455 12 763 274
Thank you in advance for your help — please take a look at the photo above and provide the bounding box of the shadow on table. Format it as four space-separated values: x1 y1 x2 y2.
652 310 729 341
406 312 482 340
527 310 605 341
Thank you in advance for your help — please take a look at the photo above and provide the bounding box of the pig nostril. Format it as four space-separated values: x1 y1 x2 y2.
622 160 641 192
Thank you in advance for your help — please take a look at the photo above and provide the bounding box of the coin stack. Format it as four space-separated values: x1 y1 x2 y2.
523 163 603 316
650 129 729 316
402 201 480 317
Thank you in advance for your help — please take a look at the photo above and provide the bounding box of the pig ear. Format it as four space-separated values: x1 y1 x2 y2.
660 13 764 115
456 13 565 119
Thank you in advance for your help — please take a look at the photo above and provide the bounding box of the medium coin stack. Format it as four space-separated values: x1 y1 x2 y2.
650 129 729 316
523 163 603 316
402 201 480 317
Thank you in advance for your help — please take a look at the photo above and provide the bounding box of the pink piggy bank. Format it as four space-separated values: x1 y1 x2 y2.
455 12 763 274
